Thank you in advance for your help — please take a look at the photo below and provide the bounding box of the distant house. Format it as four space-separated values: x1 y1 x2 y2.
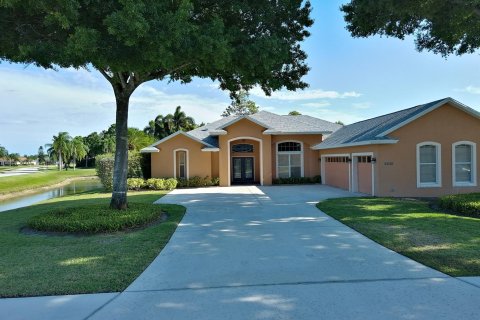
142 97 480 197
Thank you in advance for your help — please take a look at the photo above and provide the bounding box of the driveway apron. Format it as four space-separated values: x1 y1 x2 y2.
89 185 480 320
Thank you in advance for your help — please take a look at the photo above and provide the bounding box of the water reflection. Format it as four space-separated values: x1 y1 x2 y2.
0 179 103 212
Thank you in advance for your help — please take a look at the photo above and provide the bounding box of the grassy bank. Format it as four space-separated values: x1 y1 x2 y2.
317 197 480 276
0 168 96 195
0 190 185 297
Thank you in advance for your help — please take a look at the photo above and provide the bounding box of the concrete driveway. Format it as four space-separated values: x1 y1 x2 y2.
2 185 480 320
88 185 480 319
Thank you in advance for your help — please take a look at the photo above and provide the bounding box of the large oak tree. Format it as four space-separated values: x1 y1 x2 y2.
0 0 313 209
342 0 480 56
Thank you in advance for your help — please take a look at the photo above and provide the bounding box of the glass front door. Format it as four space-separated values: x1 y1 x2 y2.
232 157 254 184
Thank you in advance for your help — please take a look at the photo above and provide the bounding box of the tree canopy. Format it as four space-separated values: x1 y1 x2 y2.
342 0 480 56
1 0 313 209
144 106 198 139
288 110 301 115
222 90 259 117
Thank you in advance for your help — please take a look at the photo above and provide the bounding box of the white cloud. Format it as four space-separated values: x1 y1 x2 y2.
250 87 362 101
0 67 229 154
301 101 331 108
462 85 480 94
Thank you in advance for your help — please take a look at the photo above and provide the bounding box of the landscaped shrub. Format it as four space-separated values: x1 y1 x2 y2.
176 176 219 188
128 152 143 179
164 178 178 191
28 203 164 234
146 178 165 190
439 193 480 218
272 176 321 185
95 154 114 191
127 178 145 190
95 152 144 190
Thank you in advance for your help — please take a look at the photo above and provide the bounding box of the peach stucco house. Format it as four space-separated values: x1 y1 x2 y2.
141 97 480 197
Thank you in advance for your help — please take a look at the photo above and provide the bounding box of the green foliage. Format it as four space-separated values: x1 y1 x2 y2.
164 178 178 191
176 176 219 188
222 90 259 117
28 203 164 234
95 154 115 191
144 106 198 139
127 178 145 191
128 128 155 151
146 178 165 190
96 152 144 190
127 152 143 179
273 176 321 185
342 0 480 56
439 193 480 218
288 110 302 115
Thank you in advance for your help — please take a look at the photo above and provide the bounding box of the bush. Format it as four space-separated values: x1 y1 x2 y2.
146 178 165 190
28 203 164 234
439 193 480 218
95 153 144 190
128 152 143 179
272 176 321 185
127 178 145 190
176 176 219 188
164 178 178 190
95 154 114 191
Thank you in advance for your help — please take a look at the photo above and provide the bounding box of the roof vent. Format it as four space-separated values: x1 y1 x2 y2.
201 128 208 131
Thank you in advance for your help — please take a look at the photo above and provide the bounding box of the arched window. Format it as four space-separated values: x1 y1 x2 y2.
277 141 303 178
453 141 476 186
416 142 441 188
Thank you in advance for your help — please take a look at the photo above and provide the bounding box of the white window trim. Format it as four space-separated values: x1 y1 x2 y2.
173 148 189 179
452 141 477 187
276 140 304 178
416 142 441 188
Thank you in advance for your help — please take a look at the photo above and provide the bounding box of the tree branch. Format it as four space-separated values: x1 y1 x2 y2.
146 63 192 81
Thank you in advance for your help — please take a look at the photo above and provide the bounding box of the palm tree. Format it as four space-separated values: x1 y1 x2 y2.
172 106 196 132
70 136 89 170
46 132 71 170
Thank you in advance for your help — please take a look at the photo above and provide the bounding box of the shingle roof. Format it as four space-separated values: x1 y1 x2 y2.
187 111 341 147
314 97 479 150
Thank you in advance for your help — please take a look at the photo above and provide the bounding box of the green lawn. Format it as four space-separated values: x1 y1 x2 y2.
317 197 480 276
0 191 185 297
0 168 96 195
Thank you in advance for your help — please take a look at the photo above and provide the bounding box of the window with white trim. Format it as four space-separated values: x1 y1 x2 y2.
417 142 441 187
177 150 187 179
453 142 476 186
277 142 303 178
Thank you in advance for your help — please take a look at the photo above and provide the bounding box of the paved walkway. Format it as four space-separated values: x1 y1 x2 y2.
2 185 480 319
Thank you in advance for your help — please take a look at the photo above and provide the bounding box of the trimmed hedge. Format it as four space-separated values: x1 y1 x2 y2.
439 193 480 218
28 203 164 234
96 152 145 191
273 175 321 185
127 176 218 191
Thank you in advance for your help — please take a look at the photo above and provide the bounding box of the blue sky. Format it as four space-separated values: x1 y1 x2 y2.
1 0 480 155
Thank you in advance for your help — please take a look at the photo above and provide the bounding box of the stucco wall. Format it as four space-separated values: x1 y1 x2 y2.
271 134 323 179
218 118 272 186
376 103 480 197
318 103 480 197
151 134 213 179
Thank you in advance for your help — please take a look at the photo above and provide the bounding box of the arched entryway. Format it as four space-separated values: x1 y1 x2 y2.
227 137 263 185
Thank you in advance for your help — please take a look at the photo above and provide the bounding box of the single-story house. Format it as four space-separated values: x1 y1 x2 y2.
141 97 480 197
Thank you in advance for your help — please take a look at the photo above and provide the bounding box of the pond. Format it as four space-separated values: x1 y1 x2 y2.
0 179 103 213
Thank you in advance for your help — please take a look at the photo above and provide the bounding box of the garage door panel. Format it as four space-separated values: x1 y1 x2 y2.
357 162 372 194
324 158 349 191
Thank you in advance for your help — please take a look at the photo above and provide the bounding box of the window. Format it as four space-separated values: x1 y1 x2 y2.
277 141 303 178
174 149 188 179
453 142 476 186
417 142 441 188
232 143 254 153
325 156 349 163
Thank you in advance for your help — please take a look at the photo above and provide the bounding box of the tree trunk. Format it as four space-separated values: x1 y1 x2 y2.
110 94 130 209
73 155 76 171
